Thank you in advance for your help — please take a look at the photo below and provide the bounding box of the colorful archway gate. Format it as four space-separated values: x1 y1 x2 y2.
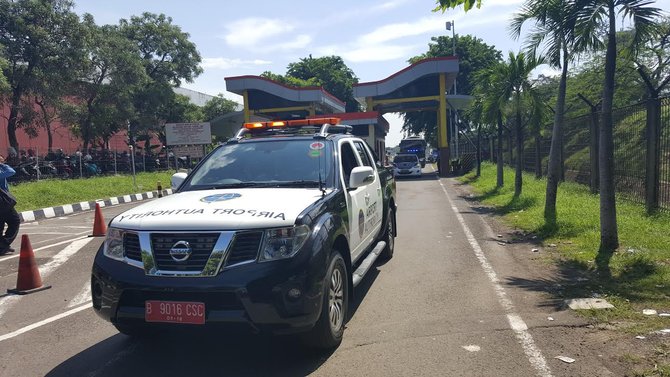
353 57 466 177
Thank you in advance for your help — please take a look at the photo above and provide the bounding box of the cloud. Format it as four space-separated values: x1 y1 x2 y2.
220 17 313 53
223 17 295 48
360 16 446 45
201 58 272 70
320 44 421 63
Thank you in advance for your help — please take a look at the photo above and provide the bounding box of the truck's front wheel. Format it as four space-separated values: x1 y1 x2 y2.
303 251 348 349
380 208 395 260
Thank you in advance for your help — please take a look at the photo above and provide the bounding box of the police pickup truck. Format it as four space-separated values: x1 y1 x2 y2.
91 117 397 348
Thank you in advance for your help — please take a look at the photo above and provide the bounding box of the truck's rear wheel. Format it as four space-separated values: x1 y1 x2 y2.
380 208 395 260
303 251 348 349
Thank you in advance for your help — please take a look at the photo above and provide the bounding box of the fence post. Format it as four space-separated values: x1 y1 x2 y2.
645 97 661 213
589 105 600 194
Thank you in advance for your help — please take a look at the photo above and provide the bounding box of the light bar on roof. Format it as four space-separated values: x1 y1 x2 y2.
243 117 340 130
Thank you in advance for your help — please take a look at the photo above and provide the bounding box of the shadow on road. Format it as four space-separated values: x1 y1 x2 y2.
46 263 383 377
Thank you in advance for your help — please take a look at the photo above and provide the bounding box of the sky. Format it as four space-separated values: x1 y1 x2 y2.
75 0 670 147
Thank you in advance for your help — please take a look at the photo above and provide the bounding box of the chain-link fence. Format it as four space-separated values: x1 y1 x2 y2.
457 96 670 212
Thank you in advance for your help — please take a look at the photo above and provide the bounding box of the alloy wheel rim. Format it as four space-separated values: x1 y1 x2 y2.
328 267 344 332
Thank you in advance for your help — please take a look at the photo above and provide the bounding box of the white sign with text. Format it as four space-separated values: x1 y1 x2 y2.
165 123 212 145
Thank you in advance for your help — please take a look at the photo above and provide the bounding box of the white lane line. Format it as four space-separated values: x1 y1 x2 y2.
0 237 94 319
68 283 91 308
0 302 91 342
0 233 90 263
436 177 553 377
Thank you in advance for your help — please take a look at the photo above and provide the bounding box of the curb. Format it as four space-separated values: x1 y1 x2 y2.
19 188 174 223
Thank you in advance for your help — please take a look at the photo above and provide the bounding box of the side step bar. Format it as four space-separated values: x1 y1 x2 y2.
352 241 386 287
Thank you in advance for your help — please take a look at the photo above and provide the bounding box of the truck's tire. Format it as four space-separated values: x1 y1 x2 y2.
302 251 348 349
380 207 395 260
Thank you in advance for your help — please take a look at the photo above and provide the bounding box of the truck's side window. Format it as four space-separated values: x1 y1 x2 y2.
340 142 359 183
353 141 372 168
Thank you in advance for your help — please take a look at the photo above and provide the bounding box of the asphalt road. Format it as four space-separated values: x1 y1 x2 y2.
0 169 621 376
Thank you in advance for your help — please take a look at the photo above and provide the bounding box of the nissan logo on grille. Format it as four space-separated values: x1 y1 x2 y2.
169 241 192 262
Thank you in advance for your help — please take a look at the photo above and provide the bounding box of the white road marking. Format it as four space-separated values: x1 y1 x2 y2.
0 237 94 319
436 175 553 377
462 345 481 352
0 302 91 342
68 283 92 308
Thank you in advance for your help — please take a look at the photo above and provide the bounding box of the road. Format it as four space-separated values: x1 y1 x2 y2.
0 168 621 376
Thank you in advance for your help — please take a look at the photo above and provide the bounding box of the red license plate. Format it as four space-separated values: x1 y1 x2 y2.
145 300 205 325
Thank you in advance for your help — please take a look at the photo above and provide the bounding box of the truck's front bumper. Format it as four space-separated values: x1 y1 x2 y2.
91 247 326 335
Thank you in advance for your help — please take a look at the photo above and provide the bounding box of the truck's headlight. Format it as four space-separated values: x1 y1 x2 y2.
259 225 310 262
103 228 125 261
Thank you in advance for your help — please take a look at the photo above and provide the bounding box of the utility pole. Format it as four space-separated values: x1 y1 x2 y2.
446 21 459 158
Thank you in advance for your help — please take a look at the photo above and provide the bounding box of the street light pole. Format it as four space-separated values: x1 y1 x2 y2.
446 21 459 158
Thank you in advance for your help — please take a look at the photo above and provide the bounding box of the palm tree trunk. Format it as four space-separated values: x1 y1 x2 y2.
497 111 504 187
598 3 619 254
544 51 569 221
476 123 481 177
514 106 523 197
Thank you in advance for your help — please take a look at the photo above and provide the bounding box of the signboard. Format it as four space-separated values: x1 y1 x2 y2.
165 122 212 145
171 145 205 158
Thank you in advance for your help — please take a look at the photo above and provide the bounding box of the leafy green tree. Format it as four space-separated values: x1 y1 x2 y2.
202 94 238 121
576 0 662 255
119 12 202 141
264 55 359 112
0 0 84 151
0 56 8 94
433 0 482 12
63 16 146 152
403 35 501 149
511 0 581 221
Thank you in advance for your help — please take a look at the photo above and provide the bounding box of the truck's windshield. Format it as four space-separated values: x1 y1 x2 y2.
183 139 334 190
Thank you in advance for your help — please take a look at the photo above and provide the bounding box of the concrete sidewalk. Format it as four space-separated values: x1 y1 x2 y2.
18 188 174 223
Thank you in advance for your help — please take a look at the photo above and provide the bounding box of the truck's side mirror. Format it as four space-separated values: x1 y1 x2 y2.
349 166 374 188
171 172 188 190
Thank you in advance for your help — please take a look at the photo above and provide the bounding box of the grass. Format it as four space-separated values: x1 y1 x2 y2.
9 171 176 212
460 162 670 330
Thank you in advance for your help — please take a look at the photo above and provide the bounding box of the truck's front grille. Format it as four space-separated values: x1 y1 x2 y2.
151 233 219 271
124 233 142 262
225 231 263 266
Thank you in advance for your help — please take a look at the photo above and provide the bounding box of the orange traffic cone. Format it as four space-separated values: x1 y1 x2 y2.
7 235 51 295
92 202 107 237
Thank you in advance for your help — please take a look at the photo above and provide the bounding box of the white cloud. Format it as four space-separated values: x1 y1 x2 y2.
223 17 295 47
270 34 312 51
201 57 272 70
360 16 446 45
325 44 421 63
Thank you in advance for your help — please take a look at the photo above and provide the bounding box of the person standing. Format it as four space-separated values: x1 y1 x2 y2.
0 155 19 254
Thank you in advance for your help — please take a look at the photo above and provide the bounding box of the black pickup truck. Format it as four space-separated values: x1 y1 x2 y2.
91 118 397 348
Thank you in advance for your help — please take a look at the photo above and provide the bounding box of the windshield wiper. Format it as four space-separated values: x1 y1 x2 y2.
272 180 322 188
210 182 278 189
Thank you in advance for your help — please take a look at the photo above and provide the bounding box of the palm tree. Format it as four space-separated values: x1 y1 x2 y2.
493 52 543 197
473 63 507 187
576 0 661 253
510 0 581 222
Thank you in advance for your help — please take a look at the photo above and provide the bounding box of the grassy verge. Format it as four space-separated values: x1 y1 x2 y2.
9 172 176 212
460 163 670 330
